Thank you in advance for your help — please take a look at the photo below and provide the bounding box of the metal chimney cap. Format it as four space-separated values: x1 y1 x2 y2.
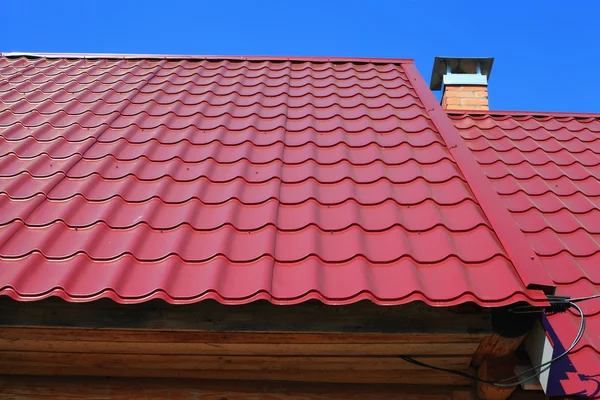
430 57 494 90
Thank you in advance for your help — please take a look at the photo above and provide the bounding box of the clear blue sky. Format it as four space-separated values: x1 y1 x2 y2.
3 1 598 113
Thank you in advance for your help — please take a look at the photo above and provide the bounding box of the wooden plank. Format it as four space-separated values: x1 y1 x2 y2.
0 296 491 388
0 375 545 400
0 325 487 387
0 351 472 371
0 327 487 344
0 338 480 356
0 365 475 385
0 327 484 356
0 297 492 334
0 375 481 400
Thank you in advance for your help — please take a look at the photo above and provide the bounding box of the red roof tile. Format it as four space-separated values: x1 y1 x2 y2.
451 112 600 396
0 55 550 306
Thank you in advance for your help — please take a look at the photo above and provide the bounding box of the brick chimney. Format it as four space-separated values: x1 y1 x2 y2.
429 57 494 110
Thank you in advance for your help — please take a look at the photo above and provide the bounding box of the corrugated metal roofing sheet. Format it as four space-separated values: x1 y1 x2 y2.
0 55 549 305
451 112 600 396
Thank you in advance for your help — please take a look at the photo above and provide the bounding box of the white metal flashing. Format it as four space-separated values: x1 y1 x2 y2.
443 73 488 86
524 320 555 393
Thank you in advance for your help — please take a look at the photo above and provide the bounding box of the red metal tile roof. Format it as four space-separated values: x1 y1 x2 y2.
0 54 551 307
450 112 600 396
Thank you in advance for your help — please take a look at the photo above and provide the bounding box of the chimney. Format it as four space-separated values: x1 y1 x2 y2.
429 57 494 110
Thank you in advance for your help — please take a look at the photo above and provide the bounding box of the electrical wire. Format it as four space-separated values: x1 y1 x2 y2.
398 298 589 388
493 302 585 388
570 293 600 303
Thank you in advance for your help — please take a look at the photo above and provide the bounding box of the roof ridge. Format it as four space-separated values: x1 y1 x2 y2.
447 110 600 119
0 52 414 65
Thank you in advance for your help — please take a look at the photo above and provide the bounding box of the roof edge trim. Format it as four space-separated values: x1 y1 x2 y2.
0 52 414 65
446 109 600 119
402 63 556 295
0 286 549 306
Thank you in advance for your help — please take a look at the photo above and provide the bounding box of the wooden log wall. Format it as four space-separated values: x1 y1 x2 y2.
0 297 513 387
0 375 546 400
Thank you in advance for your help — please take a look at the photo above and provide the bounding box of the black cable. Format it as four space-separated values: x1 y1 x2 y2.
494 302 585 388
398 355 498 385
398 299 587 388
494 297 585 384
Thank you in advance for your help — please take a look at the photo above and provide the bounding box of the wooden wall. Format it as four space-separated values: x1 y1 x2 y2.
0 298 493 385
0 375 545 400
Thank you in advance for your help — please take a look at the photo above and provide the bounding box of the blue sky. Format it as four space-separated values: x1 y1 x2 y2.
3 1 598 113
